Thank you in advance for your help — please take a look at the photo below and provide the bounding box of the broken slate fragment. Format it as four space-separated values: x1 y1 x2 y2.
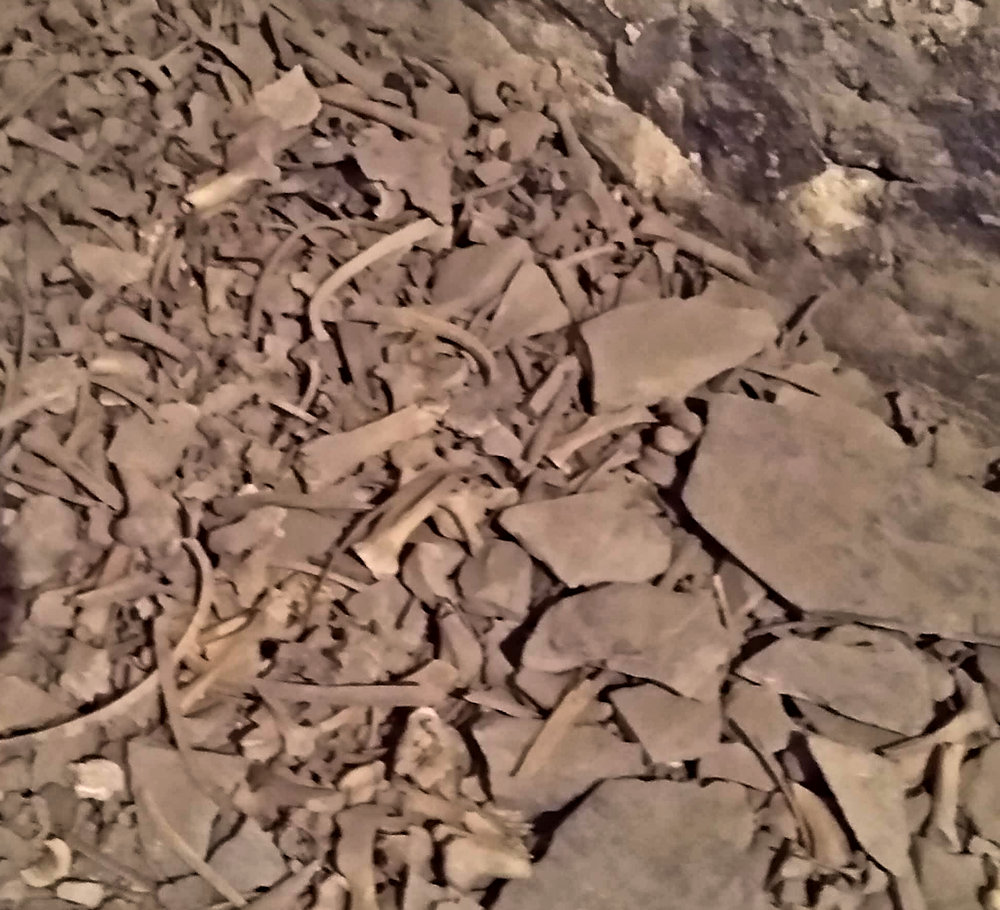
809 736 913 879
209 817 287 892
698 273 795 324
498 490 672 587
431 236 531 311
793 700 902 752
737 632 934 736
611 684 722 763
962 740 1000 844
523 584 730 699
914 838 984 910
724 680 796 753
354 127 453 224
70 242 152 290
472 714 644 816
0 677 71 733
458 539 532 619
699 743 773 790
251 64 321 130
486 262 570 349
493 779 765 910
581 297 777 410
684 395 1000 638
401 537 465 605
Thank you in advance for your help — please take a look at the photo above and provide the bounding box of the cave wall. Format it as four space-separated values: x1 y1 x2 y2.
463 0 1000 441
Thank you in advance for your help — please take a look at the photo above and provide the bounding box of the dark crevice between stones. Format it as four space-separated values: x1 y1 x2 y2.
824 148 916 184
0 543 22 654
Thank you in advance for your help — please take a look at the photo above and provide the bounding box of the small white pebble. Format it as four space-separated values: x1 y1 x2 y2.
653 424 694 456
134 596 157 620
339 761 386 806
486 126 506 152
56 880 106 908
59 639 112 702
72 758 125 801
20 838 72 888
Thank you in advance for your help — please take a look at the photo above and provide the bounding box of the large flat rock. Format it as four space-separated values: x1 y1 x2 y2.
472 716 645 816
683 395 1000 639
737 631 934 735
493 779 765 910
581 297 777 410
523 583 730 700
499 491 672 587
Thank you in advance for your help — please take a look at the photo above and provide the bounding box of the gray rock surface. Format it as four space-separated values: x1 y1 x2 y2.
493 779 766 910
683 395 1000 638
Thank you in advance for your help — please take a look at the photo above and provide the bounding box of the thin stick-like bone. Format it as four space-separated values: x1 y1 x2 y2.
637 210 760 287
306 218 438 341
21 426 124 510
138 785 246 906
513 672 610 778
348 303 496 383
0 538 213 746
318 84 443 144
545 406 653 470
249 218 351 341
104 306 192 361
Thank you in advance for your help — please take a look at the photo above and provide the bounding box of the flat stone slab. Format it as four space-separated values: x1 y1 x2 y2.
581 297 776 410
683 395 1000 639
493 779 765 910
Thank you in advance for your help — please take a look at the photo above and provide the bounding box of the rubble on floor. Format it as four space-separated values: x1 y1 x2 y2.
0 2 997 910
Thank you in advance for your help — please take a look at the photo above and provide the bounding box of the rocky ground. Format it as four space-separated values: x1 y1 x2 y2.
0 2 998 910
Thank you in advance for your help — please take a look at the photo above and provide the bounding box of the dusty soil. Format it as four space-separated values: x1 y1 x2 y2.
0 2 997 910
